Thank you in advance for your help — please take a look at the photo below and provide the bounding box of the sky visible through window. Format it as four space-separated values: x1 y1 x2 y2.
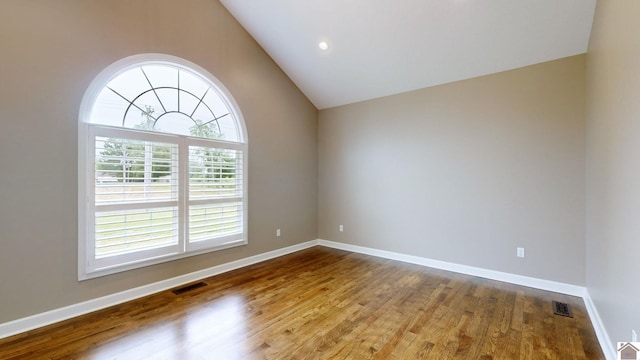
90 65 240 142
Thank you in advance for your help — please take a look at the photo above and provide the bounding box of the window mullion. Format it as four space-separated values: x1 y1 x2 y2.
95 200 179 213
178 137 189 253
188 197 243 206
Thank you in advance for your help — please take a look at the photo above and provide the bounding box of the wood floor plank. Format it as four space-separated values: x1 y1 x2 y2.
0 246 604 359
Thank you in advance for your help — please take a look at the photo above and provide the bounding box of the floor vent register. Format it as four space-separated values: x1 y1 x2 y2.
172 281 208 295
552 300 573 318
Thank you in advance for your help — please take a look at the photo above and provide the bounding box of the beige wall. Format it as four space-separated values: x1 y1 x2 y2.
0 0 318 323
319 55 586 285
586 0 640 346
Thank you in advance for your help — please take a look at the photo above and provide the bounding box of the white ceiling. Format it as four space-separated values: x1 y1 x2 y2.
220 0 596 110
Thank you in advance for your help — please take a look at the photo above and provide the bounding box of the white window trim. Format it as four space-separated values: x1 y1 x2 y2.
78 54 248 280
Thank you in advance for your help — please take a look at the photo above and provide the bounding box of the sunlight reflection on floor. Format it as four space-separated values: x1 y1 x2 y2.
89 295 248 359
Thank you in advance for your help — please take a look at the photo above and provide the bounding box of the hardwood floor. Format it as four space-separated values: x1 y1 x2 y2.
0 246 604 359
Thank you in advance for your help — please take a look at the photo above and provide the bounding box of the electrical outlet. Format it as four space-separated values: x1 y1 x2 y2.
633 329 637 342
276 228 281 237
517 247 525 258
339 224 343 232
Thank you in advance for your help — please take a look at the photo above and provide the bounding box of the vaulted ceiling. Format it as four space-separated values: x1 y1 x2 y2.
221 0 596 109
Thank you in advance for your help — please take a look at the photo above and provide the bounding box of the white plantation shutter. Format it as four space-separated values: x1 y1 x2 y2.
91 131 180 267
189 203 243 243
95 207 178 256
79 55 247 279
187 146 244 250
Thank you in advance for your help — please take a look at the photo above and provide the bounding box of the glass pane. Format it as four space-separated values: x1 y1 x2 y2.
189 119 222 139
190 99 216 126
91 87 129 126
95 137 179 204
128 92 164 130
142 65 178 89
216 115 240 142
107 67 151 102
203 90 230 120
179 89 201 117
154 112 195 137
155 88 179 112
202 91 238 141
189 146 243 199
189 202 242 242
95 207 178 257
180 70 209 99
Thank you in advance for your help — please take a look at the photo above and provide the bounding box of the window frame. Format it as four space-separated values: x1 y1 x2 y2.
78 54 248 280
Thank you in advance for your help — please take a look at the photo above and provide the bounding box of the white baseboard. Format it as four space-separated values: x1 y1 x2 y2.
583 291 616 360
318 239 586 296
0 240 318 340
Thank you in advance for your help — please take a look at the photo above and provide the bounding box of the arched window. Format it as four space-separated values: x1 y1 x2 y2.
78 54 248 279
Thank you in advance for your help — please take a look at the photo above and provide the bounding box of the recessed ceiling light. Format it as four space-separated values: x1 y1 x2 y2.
318 41 329 50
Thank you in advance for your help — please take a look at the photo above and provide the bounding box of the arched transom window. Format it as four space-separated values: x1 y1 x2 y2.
79 54 248 279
